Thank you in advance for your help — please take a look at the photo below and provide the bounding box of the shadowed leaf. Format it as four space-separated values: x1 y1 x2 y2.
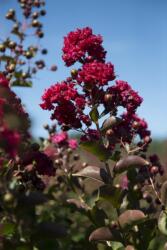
158 210 167 235
18 191 47 206
67 198 89 211
161 181 167 207
33 222 67 240
99 185 124 208
80 141 110 161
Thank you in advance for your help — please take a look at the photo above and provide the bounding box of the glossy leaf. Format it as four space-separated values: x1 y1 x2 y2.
114 155 149 173
0 223 15 237
73 166 109 183
118 210 146 229
101 116 121 132
89 226 121 242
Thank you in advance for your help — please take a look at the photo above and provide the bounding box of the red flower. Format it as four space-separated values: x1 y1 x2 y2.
40 81 88 128
0 74 30 158
107 80 143 112
62 27 106 66
77 61 115 86
51 131 68 144
68 139 78 149
0 74 9 88
22 151 55 176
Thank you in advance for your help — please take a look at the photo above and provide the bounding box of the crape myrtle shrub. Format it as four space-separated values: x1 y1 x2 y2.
0 2 167 250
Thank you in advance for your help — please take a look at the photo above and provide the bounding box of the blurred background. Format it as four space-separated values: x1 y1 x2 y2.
0 0 167 161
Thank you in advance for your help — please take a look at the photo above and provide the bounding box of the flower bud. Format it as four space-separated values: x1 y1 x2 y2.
41 48 48 54
143 192 152 203
106 129 114 137
6 9 15 20
31 143 40 151
144 136 152 144
132 121 140 129
32 12 39 19
22 72 29 79
8 41 16 49
104 94 113 103
150 166 159 175
40 10 46 16
32 19 40 27
71 69 78 78
34 0 41 7
50 65 58 71
3 193 14 203
25 51 33 59
7 64 16 73
37 30 44 38
73 154 79 161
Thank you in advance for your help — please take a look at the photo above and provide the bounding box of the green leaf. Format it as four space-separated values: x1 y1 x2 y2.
18 191 48 206
14 71 23 78
114 156 149 174
110 151 121 162
16 245 32 250
90 106 99 123
118 210 146 229
32 222 67 240
99 185 123 208
137 218 157 249
67 198 89 211
0 55 15 62
34 239 59 250
80 140 110 161
158 210 167 235
161 181 167 207
148 236 167 250
110 242 124 250
0 223 15 237
12 80 32 87
90 206 108 226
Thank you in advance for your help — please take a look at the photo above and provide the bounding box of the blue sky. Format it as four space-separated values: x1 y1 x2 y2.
0 0 167 138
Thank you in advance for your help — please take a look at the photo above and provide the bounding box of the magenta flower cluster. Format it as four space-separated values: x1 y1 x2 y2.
62 27 106 66
0 74 29 159
41 27 151 151
51 131 78 149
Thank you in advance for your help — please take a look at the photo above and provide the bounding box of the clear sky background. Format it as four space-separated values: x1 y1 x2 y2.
0 0 167 138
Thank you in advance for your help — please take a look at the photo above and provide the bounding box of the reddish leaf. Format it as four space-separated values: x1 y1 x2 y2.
115 155 149 173
118 210 146 229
